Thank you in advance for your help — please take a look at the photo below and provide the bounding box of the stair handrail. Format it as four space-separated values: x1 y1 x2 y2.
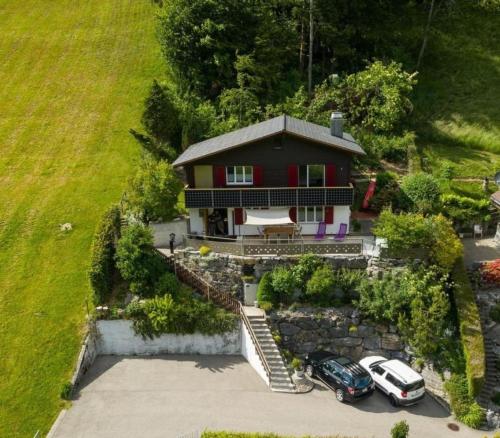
239 302 272 382
156 250 272 382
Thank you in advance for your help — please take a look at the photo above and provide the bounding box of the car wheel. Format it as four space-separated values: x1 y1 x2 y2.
335 389 345 403
389 395 399 407
305 364 314 378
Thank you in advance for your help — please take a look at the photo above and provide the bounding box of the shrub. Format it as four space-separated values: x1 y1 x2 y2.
60 381 73 400
490 303 500 323
373 210 463 270
127 158 183 223
257 272 276 305
154 272 181 297
357 267 449 358
445 374 484 429
390 420 409 438
335 268 366 301
376 171 398 189
451 260 485 397
291 357 302 370
440 194 491 229
125 294 237 338
88 205 121 304
306 265 335 303
199 245 212 257
292 254 323 287
115 224 167 298
359 132 414 163
259 301 273 312
401 173 441 213
271 267 296 303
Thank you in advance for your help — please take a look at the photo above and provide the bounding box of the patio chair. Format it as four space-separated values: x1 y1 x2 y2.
314 221 327 240
334 223 348 242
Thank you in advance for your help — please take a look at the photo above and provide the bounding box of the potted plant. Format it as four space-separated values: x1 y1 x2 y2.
291 357 304 378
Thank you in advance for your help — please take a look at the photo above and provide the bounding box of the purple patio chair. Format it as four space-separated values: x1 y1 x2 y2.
334 223 348 242
314 221 327 240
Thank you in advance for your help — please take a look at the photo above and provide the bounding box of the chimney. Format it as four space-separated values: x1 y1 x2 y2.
330 112 344 138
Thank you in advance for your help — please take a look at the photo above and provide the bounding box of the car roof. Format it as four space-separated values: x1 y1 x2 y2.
381 359 422 384
329 357 369 377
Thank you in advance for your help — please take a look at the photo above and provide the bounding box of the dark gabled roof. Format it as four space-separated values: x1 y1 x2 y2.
173 114 365 167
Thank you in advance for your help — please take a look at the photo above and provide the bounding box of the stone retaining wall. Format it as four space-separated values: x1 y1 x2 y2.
176 250 370 300
268 306 405 361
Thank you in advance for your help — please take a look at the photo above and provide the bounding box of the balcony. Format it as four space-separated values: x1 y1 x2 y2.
184 185 355 208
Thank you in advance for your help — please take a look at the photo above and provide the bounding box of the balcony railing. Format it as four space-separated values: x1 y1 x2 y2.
184 185 354 208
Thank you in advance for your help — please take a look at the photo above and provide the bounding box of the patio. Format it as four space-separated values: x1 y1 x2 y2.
182 233 374 257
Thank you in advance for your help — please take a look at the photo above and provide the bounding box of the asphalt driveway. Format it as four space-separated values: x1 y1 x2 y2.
51 355 484 438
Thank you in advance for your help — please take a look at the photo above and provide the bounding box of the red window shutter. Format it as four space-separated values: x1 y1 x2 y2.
325 164 336 186
253 165 263 186
234 208 244 225
325 207 334 224
213 166 226 187
287 165 298 187
289 207 297 223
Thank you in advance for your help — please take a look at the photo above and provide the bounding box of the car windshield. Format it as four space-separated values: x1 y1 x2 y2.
404 379 424 391
354 375 372 388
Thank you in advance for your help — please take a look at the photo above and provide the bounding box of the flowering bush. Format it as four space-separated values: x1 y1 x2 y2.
480 259 500 285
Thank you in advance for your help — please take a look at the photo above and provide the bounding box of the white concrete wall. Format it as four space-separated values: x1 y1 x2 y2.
97 320 241 355
188 208 205 235
151 219 188 247
241 321 270 386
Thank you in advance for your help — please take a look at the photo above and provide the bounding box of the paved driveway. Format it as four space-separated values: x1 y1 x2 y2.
52 355 483 438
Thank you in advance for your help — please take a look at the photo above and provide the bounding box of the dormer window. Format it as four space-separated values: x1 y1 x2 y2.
226 166 253 185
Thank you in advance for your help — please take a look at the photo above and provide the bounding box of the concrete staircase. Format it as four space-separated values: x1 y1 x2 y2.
246 314 296 393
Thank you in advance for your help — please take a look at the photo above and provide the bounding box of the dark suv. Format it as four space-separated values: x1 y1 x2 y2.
304 351 375 402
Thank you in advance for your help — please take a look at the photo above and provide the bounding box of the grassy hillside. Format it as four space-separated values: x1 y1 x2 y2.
413 4 500 188
0 1 162 436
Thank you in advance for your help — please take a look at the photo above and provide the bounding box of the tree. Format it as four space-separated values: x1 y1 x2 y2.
130 80 181 160
401 173 441 213
115 224 167 297
334 61 417 133
127 159 183 223
429 214 463 271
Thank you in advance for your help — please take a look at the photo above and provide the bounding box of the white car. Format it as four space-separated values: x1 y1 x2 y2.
359 356 425 406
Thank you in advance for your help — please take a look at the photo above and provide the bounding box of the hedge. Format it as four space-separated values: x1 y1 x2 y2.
88 205 121 303
451 259 485 397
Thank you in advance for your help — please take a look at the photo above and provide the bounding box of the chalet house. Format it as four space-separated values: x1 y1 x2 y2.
173 113 365 239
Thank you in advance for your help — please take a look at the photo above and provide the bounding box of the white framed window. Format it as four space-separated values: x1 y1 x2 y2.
299 164 324 187
298 206 324 223
226 166 253 185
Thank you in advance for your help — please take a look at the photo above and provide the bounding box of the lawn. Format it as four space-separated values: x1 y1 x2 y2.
0 1 162 436
413 4 500 181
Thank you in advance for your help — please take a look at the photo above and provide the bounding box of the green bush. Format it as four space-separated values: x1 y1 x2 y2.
292 254 323 286
154 272 181 297
359 132 414 163
259 301 273 312
401 173 441 213
257 272 276 305
357 267 449 358
335 268 366 302
490 303 500 323
88 205 121 304
440 194 491 229
445 374 485 429
125 294 237 338
373 210 463 271
451 260 485 397
199 245 212 256
271 267 296 303
60 381 73 400
306 265 335 303
115 224 167 298
376 171 398 189
390 420 409 438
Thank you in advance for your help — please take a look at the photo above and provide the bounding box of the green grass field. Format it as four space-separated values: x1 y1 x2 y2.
413 4 500 182
0 1 162 435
